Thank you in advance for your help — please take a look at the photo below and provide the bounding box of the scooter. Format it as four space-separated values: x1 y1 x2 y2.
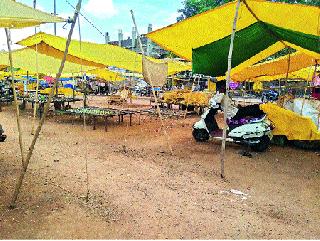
0 124 7 142
192 96 273 152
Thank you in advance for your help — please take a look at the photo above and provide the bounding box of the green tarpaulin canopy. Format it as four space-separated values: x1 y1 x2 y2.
192 22 320 76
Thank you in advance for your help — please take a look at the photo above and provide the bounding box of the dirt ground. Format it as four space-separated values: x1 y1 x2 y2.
0 96 319 239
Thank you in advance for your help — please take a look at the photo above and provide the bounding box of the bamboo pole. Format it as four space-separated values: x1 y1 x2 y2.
31 30 40 135
77 15 86 108
77 15 90 202
220 0 241 179
184 76 197 119
9 0 82 209
31 1 39 135
5 28 25 167
130 10 173 155
285 52 291 94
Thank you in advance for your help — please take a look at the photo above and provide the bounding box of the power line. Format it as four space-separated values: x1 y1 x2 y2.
65 0 105 37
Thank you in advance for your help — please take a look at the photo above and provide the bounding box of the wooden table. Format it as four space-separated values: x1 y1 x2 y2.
55 107 137 132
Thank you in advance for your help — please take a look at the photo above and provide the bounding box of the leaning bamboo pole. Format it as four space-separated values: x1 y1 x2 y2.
220 0 241 179
130 10 173 155
9 0 83 209
5 28 25 167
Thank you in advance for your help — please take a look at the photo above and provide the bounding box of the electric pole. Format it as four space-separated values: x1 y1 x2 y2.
105 32 110 44
33 0 37 34
54 0 57 35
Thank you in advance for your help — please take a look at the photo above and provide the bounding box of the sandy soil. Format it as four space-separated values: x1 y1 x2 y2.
0 96 319 239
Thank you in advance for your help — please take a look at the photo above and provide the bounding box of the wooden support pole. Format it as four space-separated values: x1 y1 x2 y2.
220 0 241 179
138 111 141 125
92 115 96 130
72 73 75 101
32 1 39 134
31 30 40 135
5 28 25 167
285 52 291 93
105 116 108 132
9 0 83 209
129 113 132 126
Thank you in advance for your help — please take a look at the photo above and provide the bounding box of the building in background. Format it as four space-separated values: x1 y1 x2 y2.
109 24 169 59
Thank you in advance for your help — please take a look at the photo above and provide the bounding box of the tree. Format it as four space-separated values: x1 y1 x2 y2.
178 0 320 21
177 0 230 21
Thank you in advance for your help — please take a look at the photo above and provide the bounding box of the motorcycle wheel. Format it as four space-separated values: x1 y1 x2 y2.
251 136 270 152
192 128 209 142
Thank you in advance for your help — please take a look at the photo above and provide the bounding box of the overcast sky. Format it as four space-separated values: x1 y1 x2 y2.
1 0 183 50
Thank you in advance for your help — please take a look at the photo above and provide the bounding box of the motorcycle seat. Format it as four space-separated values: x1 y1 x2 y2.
227 114 266 127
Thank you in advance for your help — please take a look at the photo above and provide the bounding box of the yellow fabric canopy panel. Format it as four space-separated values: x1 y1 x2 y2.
0 48 94 74
232 52 320 82
147 0 319 61
252 66 316 82
164 90 212 106
18 32 191 75
40 87 82 97
29 42 104 69
0 0 65 28
261 103 320 141
88 68 125 82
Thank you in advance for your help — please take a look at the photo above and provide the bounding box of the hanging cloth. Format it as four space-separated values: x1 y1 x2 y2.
142 56 168 87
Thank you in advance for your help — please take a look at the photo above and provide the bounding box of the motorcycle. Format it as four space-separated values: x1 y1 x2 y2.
0 124 7 142
261 90 279 103
192 95 273 152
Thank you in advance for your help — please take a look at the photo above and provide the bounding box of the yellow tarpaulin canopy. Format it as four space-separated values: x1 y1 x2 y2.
147 0 319 62
249 66 316 82
261 103 320 141
88 68 125 82
0 69 35 77
232 51 320 82
28 42 105 69
40 87 82 97
0 48 95 74
18 32 191 76
0 0 65 28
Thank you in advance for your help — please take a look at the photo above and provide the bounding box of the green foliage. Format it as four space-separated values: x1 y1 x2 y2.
178 0 320 21
177 0 231 21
